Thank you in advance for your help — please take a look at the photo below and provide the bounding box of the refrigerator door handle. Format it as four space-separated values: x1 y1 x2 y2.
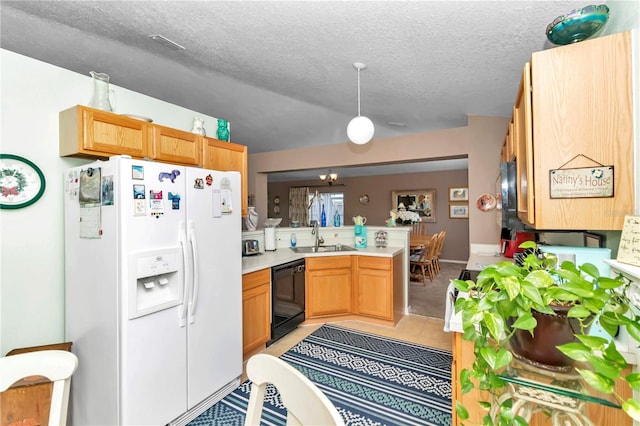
187 220 199 324
178 221 190 327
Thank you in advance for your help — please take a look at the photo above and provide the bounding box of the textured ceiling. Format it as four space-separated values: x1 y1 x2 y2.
0 0 600 179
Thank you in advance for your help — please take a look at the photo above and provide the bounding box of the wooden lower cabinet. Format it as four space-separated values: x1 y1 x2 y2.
355 254 403 322
242 268 271 358
306 256 353 318
452 333 632 426
305 254 403 324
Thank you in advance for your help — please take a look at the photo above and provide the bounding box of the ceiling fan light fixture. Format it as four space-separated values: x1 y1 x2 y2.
347 62 374 145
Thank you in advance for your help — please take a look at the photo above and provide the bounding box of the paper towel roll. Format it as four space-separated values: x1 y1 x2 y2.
264 227 276 251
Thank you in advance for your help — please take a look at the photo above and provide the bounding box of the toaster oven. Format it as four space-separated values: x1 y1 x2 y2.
242 239 260 256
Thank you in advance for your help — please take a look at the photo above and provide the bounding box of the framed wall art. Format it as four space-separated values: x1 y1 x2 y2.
449 203 469 219
449 187 468 201
0 154 46 209
392 189 436 222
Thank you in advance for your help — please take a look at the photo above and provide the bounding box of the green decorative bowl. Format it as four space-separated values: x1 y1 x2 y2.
546 4 609 45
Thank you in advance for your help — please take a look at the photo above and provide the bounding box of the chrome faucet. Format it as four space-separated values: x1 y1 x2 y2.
311 221 324 249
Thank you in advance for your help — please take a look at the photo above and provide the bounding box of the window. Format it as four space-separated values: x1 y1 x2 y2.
308 192 343 226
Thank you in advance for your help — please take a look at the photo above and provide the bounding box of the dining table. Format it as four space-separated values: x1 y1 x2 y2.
409 234 433 253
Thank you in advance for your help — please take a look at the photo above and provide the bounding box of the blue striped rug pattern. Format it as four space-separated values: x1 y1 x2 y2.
189 324 452 426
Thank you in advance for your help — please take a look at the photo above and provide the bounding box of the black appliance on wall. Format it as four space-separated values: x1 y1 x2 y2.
268 259 306 346
499 161 523 230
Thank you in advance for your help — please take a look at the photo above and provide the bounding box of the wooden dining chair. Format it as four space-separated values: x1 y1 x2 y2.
244 353 345 426
409 234 438 286
433 230 447 274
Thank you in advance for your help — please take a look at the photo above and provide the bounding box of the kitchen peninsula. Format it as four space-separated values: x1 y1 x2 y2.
242 231 404 273
241 226 409 357
242 225 409 276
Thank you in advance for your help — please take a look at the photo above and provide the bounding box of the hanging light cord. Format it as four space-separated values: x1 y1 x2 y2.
356 68 361 117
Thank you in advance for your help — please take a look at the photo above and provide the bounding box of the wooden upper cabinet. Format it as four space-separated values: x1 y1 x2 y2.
150 124 202 166
60 105 150 159
203 137 248 216
514 63 534 227
60 107 249 214
529 31 633 230
501 119 515 163
507 31 633 230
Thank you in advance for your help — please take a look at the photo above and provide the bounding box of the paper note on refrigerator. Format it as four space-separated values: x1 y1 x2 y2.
79 167 102 238
212 189 222 218
220 177 232 214
80 205 102 238
617 215 640 266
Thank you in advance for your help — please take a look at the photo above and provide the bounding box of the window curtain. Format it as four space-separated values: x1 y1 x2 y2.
289 187 309 225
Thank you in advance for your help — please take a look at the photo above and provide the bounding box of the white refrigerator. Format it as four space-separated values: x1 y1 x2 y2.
64 156 242 425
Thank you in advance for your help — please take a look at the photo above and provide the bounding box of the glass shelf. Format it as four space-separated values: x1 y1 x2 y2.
499 357 620 409
493 357 621 425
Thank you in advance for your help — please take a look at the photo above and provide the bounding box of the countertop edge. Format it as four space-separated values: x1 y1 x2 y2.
242 246 403 274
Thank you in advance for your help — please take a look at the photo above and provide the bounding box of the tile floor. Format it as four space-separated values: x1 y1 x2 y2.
243 314 452 381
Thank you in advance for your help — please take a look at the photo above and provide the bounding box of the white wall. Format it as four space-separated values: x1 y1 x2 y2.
0 50 223 355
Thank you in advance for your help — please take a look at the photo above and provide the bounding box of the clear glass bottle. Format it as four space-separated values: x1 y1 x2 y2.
333 210 341 227
88 71 113 112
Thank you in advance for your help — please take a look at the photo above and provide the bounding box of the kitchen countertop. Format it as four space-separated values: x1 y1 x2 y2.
242 246 403 274
467 252 511 271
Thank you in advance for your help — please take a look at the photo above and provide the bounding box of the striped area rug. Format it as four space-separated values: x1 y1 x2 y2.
189 324 453 426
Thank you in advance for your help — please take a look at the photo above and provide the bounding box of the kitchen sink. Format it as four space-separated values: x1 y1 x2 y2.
290 245 357 253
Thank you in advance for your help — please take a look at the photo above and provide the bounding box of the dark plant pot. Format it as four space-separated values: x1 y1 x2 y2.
508 305 590 370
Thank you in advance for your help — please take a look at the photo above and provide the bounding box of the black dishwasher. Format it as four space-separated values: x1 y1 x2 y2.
268 259 306 346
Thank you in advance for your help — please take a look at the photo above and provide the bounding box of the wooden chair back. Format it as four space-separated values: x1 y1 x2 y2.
0 350 78 426
411 222 428 236
415 235 437 263
435 230 447 257
244 353 345 426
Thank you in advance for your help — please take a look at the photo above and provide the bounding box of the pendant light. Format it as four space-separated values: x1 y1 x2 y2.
347 62 375 145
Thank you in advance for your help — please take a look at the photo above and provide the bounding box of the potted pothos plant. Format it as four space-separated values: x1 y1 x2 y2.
452 241 640 425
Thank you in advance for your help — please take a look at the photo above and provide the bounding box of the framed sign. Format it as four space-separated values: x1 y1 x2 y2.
549 166 614 199
392 189 436 222
0 154 46 209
